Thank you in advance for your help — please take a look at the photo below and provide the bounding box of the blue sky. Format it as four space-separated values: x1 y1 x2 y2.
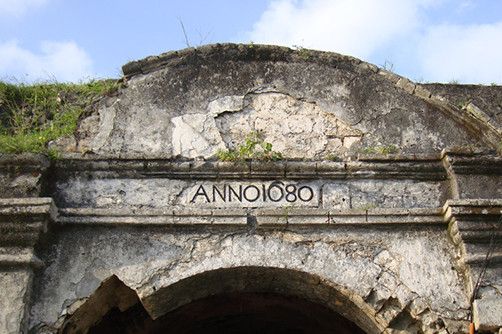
1 0 501 84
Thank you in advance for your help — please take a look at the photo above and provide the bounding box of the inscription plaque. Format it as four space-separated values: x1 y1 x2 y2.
188 181 319 207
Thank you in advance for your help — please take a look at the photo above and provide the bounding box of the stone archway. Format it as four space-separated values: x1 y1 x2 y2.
89 292 365 334
62 267 383 334
4 44 500 334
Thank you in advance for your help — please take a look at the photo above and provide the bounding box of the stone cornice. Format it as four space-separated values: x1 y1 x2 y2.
444 199 502 266
0 198 55 268
0 154 49 172
57 207 445 228
51 155 447 181
443 153 502 175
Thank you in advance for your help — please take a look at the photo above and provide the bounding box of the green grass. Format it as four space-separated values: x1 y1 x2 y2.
0 79 119 155
324 153 342 161
217 131 283 161
360 144 399 155
292 45 311 60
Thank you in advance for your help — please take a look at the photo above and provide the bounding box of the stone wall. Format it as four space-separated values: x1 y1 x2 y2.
1 44 501 333
71 44 501 159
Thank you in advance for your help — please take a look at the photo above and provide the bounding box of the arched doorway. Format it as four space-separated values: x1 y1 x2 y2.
88 292 365 334
62 267 382 334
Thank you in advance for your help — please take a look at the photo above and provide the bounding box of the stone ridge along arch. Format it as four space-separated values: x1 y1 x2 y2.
0 44 501 333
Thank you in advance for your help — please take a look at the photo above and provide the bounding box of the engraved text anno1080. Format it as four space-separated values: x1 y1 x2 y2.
190 181 315 204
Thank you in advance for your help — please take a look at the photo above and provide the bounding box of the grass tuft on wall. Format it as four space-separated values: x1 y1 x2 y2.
0 79 118 155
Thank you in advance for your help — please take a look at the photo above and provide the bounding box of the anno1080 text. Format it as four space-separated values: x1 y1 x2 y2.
190 181 316 204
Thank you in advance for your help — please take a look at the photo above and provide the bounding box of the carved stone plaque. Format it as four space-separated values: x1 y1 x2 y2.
186 181 320 208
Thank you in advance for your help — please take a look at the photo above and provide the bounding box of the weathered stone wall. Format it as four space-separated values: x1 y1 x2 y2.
23 152 499 334
1 44 501 334
71 44 501 159
424 84 502 132
30 225 469 333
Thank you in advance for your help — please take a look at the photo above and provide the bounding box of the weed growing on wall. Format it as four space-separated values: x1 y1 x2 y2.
217 131 282 161
0 79 119 155
324 153 342 161
360 145 399 155
292 45 311 61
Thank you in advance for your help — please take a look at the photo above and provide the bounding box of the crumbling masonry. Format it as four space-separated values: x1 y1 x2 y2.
1 44 502 333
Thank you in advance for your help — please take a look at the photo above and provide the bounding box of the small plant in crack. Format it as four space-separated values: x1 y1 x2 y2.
293 45 311 61
216 131 283 161
360 145 399 155
457 100 471 109
381 60 395 72
325 153 342 161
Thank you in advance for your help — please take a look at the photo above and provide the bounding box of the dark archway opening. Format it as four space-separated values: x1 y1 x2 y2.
88 292 366 334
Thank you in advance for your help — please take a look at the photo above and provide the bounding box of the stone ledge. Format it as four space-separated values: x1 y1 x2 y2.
13 153 502 181
445 200 502 247
0 198 54 214
56 207 448 228
466 251 502 266
0 247 44 268
443 153 502 175
0 154 49 171
255 208 444 226
443 199 502 218
0 198 55 247
57 208 248 226
51 157 447 181
356 153 441 161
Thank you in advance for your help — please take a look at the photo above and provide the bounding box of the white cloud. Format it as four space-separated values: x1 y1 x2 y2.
418 22 502 84
249 0 436 59
0 0 48 17
249 0 502 83
457 0 475 12
0 40 94 82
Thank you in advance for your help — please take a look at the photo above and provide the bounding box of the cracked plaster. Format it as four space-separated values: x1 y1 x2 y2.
71 44 489 159
29 228 470 333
